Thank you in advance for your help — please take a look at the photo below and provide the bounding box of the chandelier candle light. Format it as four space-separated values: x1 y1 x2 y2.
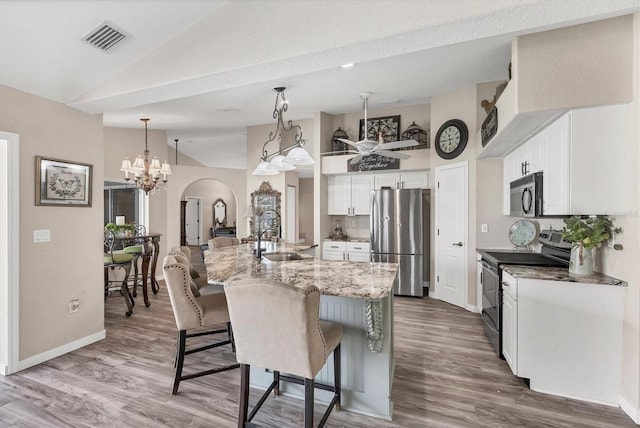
252 87 315 176
120 118 172 194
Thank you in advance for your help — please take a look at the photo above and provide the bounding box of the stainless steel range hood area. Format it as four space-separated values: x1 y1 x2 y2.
477 15 633 159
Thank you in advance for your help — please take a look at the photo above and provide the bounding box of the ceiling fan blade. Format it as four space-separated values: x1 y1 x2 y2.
337 138 360 148
349 154 365 164
320 149 358 155
376 139 419 150
374 150 411 160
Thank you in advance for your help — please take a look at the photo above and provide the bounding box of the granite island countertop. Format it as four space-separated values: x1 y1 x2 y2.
501 265 627 287
204 242 397 299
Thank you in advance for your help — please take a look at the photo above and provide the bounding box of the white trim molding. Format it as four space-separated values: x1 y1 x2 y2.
619 395 640 425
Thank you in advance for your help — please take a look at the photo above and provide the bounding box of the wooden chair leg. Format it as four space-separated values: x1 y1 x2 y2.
239 364 250 428
334 344 341 411
304 378 314 428
172 330 186 395
227 321 235 353
274 371 280 396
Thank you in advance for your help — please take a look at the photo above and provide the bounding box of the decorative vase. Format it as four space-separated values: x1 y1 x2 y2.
569 244 593 275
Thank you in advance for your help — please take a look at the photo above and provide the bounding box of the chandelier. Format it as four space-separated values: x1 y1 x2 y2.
119 118 172 194
252 87 315 176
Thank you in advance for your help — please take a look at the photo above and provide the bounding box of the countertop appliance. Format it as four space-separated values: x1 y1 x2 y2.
479 229 571 358
370 188 428 297
510 172 543 217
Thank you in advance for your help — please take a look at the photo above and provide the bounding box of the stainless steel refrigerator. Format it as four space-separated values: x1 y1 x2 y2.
370 188 427 297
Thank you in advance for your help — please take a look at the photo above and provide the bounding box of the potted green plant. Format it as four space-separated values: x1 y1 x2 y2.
562 215 622 275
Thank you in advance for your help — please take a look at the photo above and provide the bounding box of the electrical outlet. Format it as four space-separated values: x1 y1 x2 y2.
481 224 488 233
351 220 357 228
69 298 79 314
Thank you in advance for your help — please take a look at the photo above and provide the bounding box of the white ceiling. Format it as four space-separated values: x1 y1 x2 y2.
1 0 638 173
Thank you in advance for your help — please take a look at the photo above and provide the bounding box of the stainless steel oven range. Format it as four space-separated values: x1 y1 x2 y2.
479 230 571 358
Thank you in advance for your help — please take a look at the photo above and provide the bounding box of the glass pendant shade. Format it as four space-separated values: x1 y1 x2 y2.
268 155 296 171
252 162 279 176
283 147 315 165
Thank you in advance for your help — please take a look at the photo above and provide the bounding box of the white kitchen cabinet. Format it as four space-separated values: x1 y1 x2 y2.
503 270 624 404
503 104 628 216
373 171 429 190
543 104 628 216
322 241 346 261
501 272 518 375
346 241 370 262
322 241 370 262
327 174 374 216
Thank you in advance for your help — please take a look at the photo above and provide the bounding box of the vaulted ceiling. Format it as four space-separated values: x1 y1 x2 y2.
1 0 638 170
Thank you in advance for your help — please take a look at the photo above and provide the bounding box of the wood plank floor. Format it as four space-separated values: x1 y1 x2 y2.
0 248 634 427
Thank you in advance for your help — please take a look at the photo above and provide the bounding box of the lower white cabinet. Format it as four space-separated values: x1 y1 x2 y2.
501 272 518 375
322 241 370 262
501 269 624 405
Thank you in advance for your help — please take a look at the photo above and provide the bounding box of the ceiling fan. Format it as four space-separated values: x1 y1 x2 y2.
338 92 418 164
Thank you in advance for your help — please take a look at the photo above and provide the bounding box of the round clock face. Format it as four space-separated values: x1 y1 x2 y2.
435 119 468 159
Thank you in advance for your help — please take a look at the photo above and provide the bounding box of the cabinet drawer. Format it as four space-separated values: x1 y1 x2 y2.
323 241 347 251
347 252 371 262
502 271 518 300
346 242 370 253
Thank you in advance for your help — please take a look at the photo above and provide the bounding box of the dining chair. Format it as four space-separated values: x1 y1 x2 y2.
123 224 147 298
104 230 135 317
162 254 239 394
224 278 343 428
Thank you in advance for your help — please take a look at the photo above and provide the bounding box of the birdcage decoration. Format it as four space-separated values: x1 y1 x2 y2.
399 122 429 150
330 127 350 155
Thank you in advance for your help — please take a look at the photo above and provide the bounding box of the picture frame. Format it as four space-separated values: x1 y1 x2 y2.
35 156 93 207
359 115 401 143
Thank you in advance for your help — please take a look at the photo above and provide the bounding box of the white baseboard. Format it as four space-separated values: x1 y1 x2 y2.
620 395 640 425
14 330 105 374
465 303 480 313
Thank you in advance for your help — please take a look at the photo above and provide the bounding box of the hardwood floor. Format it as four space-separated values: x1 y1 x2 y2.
0 248 634 427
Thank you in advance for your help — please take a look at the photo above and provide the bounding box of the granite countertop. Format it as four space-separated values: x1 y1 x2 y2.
204 243 397 299
501 265 627 287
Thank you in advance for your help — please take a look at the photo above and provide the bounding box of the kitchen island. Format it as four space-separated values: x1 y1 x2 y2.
204 242 398 420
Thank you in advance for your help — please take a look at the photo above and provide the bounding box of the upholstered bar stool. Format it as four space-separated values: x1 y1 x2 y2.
103 230 135 317
224 279 343 428
208 236 240 250
167 246 222 295
162 255 239 394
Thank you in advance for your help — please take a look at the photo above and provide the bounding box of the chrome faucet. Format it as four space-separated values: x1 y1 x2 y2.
255 208 281 260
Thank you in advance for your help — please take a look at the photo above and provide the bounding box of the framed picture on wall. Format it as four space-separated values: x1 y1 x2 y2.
359 115 401 143
35 156 93 206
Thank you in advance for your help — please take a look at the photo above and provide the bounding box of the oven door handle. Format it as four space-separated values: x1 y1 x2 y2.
480 311 499 334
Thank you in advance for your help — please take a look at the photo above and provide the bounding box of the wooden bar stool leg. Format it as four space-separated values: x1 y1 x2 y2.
172 330 186 395
239 364 250 428
334 343 341 411
304 378 314 428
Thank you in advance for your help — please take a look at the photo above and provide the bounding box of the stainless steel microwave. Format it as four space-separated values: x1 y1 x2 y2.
510 172 543 217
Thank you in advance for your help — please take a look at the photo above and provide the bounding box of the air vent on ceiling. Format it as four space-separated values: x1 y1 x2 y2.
82 21 128 51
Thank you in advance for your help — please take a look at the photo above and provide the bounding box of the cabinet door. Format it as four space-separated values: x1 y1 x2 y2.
347 252 371 262
327 175 350 215
374 173 399 190
502 292 517 375
323 250 345 261
542 113 570 215
400 171 429 189
351 175 374 215
527 131 544 174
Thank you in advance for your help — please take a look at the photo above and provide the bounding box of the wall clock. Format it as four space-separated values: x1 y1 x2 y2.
435 119 468 159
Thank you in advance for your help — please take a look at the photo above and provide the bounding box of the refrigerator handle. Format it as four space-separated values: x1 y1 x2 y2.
370 190 377 245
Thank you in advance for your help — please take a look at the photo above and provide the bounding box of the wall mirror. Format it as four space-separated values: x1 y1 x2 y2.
250 181 281 237
213 198 227 226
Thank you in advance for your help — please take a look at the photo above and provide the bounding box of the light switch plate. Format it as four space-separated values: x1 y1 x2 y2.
34 229 51 243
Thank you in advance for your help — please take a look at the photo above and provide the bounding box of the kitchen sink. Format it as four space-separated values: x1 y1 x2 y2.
261 252 304 262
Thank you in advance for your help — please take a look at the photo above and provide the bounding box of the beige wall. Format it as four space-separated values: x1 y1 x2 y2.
299 178 314 243
183 179 237 241
0 85 104 361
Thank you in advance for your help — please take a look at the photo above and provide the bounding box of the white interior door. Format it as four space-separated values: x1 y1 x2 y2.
185 196 201 245
434 162 468 308
286 185 296 243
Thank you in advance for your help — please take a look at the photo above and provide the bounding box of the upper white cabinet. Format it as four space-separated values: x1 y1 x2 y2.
373 171 429 190
327 174 374 216
503 104 628 216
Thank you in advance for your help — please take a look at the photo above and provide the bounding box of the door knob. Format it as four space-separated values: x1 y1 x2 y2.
453 242 463 247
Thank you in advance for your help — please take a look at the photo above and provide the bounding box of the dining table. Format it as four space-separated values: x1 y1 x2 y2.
114 233 161 307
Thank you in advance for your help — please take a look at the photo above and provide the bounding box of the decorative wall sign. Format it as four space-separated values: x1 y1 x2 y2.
481 107 498 147
348 154 399 172
35 156 93 206
359 115 400 143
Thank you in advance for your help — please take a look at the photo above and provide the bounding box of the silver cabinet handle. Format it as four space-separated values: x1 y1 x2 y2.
453 242 463 247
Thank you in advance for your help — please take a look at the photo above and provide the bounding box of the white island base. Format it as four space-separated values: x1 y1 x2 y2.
249 294 395 420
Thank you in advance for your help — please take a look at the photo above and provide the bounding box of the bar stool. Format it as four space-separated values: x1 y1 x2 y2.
104 230 134 317
224 278 343 428
162 255 239 394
